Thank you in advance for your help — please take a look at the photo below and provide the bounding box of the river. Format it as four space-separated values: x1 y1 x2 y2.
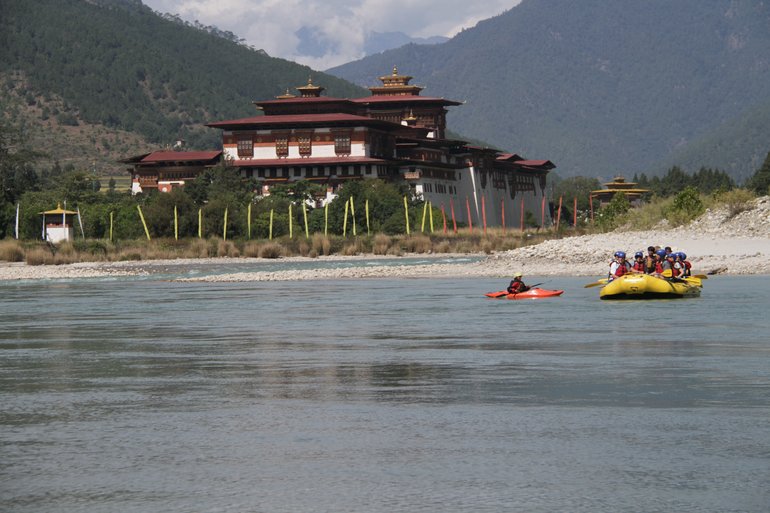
1 266 769 512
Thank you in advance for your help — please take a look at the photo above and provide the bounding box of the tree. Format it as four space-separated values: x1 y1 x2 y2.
666 186 704 226
0 124 41 204
552 175 601 213
595 192 630 232
746 151 770 195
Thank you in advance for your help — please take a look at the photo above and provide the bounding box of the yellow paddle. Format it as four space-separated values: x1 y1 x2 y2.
661 269 708 280
584 278 609 288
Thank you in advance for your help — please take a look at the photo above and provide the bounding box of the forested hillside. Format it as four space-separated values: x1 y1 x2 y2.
328 0 770 181
0 0 366 174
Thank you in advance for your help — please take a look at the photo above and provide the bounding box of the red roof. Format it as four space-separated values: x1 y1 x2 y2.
207 113 399 129
232 156 388 167
496 153 525 162
515 159 555 168
352 95 462 106
141 151 222 163
255 96 356 106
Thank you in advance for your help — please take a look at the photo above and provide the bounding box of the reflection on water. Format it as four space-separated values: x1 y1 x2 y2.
1 272 769 512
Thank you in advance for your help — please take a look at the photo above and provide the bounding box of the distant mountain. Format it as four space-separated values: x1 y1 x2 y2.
296 27 448 61
327 0 770 182
363 32 449 57
0 0 366 174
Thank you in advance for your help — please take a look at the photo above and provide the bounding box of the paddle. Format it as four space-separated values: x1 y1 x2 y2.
661 269 707 280
584 278 609 288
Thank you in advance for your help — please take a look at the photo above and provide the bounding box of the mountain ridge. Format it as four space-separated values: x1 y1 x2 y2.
328 0 770 181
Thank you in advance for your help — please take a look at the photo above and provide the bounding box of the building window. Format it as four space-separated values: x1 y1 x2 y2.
275 136 288 157
237 137 253 157
334 133 351 155
297 133 312 157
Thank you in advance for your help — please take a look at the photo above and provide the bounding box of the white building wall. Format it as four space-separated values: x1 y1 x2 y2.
415 168 551 229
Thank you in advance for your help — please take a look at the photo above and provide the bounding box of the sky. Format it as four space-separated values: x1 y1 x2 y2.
142 0 522 70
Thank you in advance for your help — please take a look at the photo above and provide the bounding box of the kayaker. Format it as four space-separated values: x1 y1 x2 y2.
632 251 646 272
608 251 632 280
507 272 530 293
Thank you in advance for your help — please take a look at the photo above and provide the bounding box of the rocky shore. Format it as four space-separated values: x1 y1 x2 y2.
2 197 768 282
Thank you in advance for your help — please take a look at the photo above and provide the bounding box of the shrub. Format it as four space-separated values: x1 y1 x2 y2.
714 188 756 218
242 241 261 258
403 234 432 253
372 233 391 255
118 251 142 261
216 240 239 257
595 193 631 232
341 240 365 255
258 242 283 259
666 186 704 226
0 240 24 262
311 233 331 256
25 248 54 265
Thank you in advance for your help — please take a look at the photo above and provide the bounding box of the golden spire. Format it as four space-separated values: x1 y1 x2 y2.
275 88 296 99
296 76 324 97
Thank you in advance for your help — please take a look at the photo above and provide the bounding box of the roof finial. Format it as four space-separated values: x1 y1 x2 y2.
392 65 398 76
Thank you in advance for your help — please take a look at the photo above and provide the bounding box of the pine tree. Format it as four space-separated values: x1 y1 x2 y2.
746 152 770 195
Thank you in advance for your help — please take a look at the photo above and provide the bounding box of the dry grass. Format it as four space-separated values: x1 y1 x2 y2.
242 241 261 258
258 242 283 258
372 233 391 255
216 240 240 257
341 239 366 255
0 240 24 262
311 233 332 256
402 234 433 253
713 188 756 218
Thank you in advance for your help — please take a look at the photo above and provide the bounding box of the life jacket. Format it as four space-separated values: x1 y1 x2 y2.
632 260 645 272
508 279 527 293
667 258 680 277
655 260 664 274
683 260 692 276
644 256 656 274
612 260 631 277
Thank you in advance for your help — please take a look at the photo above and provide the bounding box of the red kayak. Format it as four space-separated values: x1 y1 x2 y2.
485 288 564 300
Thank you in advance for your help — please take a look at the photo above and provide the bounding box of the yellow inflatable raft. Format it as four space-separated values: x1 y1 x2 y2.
599 273 702 300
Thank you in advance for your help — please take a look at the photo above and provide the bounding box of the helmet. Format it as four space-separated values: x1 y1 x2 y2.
514 272 522 278
678 252 687 260
614 251 626 259
656 249 667 258
634 251 643 258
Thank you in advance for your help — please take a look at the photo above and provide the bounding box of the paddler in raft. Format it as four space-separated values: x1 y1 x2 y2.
507 272 530 294
608 251 632 281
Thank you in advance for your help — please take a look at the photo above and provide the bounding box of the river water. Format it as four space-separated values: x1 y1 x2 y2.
1 263 769 513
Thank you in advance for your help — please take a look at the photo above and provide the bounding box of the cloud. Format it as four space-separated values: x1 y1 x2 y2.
143 0 521 69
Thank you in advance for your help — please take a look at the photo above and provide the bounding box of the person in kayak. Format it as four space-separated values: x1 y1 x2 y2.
608 251 632 280
507 272 530 293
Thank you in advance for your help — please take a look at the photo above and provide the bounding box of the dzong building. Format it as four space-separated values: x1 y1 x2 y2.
128 67 556 228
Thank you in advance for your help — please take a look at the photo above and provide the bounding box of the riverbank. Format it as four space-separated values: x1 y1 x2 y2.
2 196 768 282
1 231 768 282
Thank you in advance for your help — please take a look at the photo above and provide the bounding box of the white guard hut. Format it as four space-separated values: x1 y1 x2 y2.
40 203 78 243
